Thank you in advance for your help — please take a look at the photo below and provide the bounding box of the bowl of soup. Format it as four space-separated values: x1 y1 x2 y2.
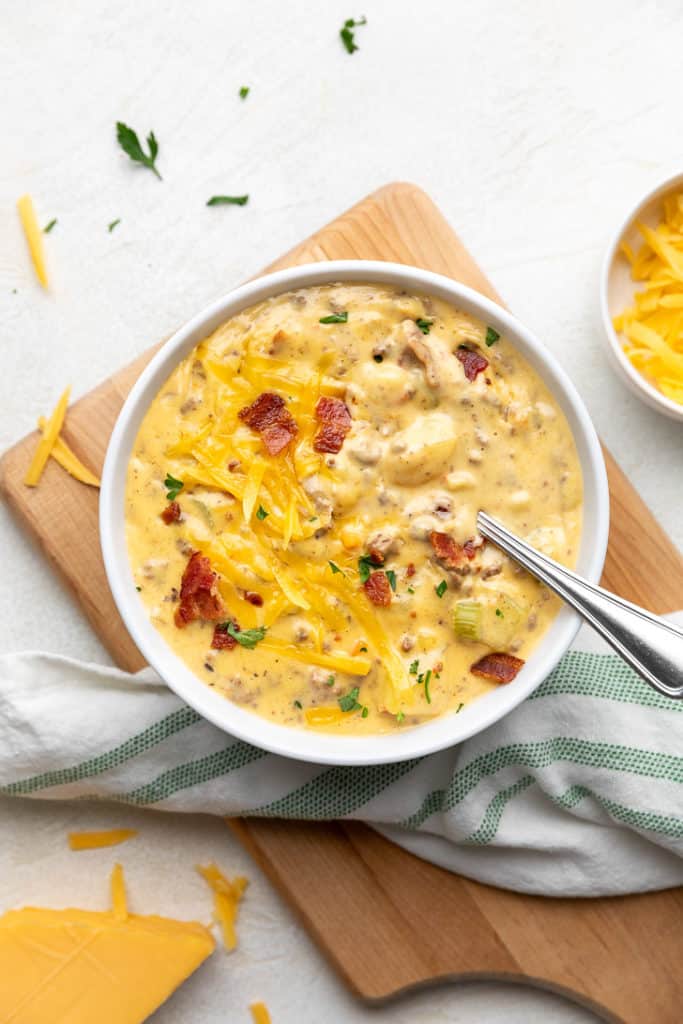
100 261 609 765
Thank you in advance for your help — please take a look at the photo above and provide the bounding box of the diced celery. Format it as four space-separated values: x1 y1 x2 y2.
453 601 482 641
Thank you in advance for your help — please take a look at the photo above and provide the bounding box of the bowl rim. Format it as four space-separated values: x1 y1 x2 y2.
100 259 610 766
600 169 683 423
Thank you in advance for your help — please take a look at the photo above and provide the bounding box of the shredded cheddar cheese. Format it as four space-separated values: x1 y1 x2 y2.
615 192 683 404
24 387 70 486
197 863 248 951
37 417 100 487
68 829 138 851
250 1002 272 1024
17 194 48 288
110 863 128 922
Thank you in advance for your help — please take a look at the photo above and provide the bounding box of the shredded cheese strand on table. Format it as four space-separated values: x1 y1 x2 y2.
37 417 101 486
250 1003 272 1024
615 193 683 404
17 193 48 288
197 863 248 951
24 387 70 486
110 863 128 922
68 828 138 851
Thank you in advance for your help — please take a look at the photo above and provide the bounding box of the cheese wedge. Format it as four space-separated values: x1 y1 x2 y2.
0 865 215 1024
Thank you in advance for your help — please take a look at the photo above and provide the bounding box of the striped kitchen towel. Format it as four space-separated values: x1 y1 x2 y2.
1 615 682 897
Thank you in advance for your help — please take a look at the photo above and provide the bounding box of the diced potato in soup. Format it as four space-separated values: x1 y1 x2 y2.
125 283 582 733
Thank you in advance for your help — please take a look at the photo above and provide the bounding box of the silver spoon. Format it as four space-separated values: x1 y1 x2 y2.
477 511 683 698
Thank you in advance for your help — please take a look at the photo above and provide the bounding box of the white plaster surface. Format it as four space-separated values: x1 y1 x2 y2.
1 1 681 1019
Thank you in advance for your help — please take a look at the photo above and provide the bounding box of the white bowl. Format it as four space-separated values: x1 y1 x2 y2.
600 171 683 422
100 261 609 766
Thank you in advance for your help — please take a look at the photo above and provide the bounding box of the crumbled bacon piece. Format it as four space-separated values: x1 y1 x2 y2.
313 396 352 454
363 571 392 606
430 531 483 569
238 392 298 455
470 652 525 683
211 619 240 650
161 501 181 525
174 551 224 628
455 346 489 381
406 562 416 578
244 590 264 607
368 546 386 565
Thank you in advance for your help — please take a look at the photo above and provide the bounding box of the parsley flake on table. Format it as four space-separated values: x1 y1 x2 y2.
43 219 57 234
485 326 500 347
206 195 249 206
415 317 433 334
116 122 162 180
256 505 269 520
319 311 348 324
225 622 267 649
239 86 250 99
108 218 121 233
164 472 184 501
340 15 366 54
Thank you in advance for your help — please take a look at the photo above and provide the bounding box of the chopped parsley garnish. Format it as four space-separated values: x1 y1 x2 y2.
294 700 302 709
495 608 504 618
415 317 433 334
43 219 57 234
358 551 382 583
359 645 368 652
239 86 250 99
396 710 405 724
456 702 464 713
224 622 267 649
108 218 121 232
309 516 318 522
207 195 249 206
319 311 348 324
435 579 448 598
423 669 432 704
409 659 419 675
256 504 269 520
164 472 184 501
340 15 366 53
135 585 142 592
361 706 369 718
325 675 335 687
485 326 500 347
338 686 362 712
386 569 397 592
116 121 162 180
373 354 383 363
407 586 415 594
328 560 345 575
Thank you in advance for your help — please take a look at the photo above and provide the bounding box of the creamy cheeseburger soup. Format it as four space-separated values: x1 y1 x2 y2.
126 284 582 733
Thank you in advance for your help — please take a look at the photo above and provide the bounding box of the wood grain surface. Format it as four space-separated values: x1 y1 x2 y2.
1 182 681 1023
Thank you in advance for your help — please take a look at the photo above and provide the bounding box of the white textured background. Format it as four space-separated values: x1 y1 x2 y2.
1 1 681 1020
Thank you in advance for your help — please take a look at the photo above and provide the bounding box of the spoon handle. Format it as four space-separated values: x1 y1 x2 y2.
477 512 683 698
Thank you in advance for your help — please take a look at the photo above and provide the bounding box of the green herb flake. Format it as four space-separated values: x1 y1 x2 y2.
224 622 267 649
108 218 121 233
319 311 348 324
43 218 57 234
373 354 383 363
294 700 302 709
435 579 447 598
361 706 369 718
386 569 397 592
409 659 419 675
116 121 162 180
256 505 269 520
456 702 464 713
340 15 366 53
424 669 432 704
495 608 504 618
396 710 405 724
485 326 500 347
329 560 345 576
135 586 142 592
359 645 368 652
239 86 250 100
338 686 361 712
309 516 318 523
407 586 415 595
415 317 433 334
164 472 184 501
325 675 335 687
358 551 382 584
207 195 249 207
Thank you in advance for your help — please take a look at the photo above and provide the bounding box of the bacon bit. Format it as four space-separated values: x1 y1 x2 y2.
368 546 386 565
313 396 352 454
470 652 525 683
463 536 485 559
227 459 241 472
456 346 489 382
174 552 224 628
239 392 298 455
244 591 264 607
430 531 484 569
363 571 392 606
161 501 181 524
406 562 416 578
211 620 240 650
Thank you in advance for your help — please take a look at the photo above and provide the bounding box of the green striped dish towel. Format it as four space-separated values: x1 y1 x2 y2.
1 615 682 897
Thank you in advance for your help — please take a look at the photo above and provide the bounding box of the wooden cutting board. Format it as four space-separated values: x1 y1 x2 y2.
2 183 682 1023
